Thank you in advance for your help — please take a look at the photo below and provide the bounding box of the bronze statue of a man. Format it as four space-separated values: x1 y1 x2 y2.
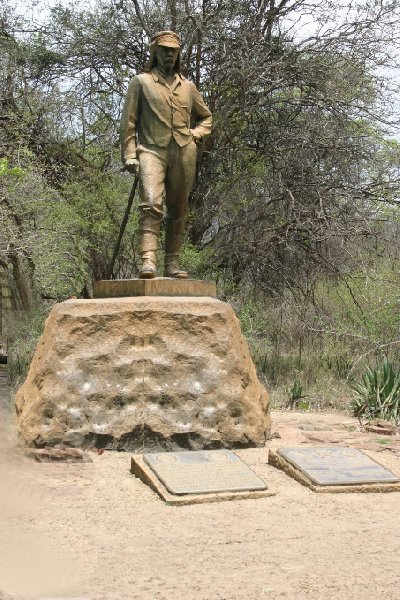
120 31 212 279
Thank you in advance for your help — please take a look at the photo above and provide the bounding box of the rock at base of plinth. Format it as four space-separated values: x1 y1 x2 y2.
15 297 270 451
93 278 216 298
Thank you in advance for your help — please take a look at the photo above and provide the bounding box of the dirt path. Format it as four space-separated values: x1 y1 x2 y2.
1 386 400 600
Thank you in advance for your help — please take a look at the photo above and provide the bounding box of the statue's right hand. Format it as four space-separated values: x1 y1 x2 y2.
124 158 140 175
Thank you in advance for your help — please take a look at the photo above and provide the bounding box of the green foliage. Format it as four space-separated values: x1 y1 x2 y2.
1 151 141 298
7 306 50 390
328 256 398 324
286 380 309 409
352 358 400 424
1 162 91 299
61 175 138 282
236 298 272 377
376 438 391 446
298 401 311 411
25 33 65 74
180 241 221 281
0 158 24 178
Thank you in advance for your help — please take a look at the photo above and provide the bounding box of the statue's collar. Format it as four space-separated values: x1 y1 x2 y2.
151 69 186 84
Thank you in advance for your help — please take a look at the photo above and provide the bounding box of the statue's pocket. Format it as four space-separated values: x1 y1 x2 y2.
179 104 190 126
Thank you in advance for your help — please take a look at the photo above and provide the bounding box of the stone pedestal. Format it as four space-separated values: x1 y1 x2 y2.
93 278 217 298
16 296 270 451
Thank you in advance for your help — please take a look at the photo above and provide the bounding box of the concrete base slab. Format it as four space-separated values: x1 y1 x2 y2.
131 455 276 505
269 449 400 493
93 278 216 298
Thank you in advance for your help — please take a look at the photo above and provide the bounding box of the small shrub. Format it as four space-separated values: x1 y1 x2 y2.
377 438 391 446
352 358 400 424
286 380 309 409
298 400 310 411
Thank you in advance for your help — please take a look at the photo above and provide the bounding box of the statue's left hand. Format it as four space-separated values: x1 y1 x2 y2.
190 129 202 144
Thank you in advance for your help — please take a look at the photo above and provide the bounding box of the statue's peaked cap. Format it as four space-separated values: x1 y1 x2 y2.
145 30 182 73
151 30 181 49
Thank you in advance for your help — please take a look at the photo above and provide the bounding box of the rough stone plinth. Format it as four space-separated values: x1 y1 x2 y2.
93 278 216 298
16 297 270 451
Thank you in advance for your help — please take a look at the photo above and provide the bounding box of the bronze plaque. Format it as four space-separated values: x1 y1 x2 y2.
277 447 399 486
143 450 268 495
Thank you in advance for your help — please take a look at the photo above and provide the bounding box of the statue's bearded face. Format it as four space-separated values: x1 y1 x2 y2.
155 45 179 71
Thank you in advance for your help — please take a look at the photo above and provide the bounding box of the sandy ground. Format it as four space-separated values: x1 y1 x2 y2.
1 371 400 600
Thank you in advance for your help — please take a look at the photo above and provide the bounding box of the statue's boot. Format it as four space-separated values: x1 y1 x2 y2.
164 218 188 279
138 215 160 279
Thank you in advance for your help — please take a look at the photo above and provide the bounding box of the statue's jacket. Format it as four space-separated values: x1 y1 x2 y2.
120 69 212 164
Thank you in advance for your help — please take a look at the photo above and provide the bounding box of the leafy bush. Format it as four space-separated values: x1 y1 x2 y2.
352 358 400 424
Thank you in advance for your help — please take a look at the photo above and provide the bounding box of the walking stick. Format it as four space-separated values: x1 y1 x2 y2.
107 174 139 279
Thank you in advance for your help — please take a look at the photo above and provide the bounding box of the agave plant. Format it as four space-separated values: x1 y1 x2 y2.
286 380 309 409
352 358 400 424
